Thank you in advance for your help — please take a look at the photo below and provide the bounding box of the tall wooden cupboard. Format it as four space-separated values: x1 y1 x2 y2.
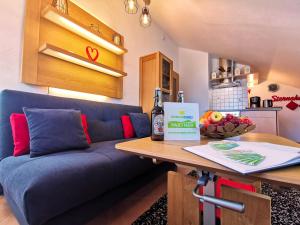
171 71 179 102
139 52 179 115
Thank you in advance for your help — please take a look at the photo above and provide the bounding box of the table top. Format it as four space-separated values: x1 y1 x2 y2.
116 133 300 188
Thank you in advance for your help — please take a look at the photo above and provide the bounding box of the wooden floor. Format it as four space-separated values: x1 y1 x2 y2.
0 173 168 225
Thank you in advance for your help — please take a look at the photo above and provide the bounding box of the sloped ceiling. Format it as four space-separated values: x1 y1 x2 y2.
149 0 300 88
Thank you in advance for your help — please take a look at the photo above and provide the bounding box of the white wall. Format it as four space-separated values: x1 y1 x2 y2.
0 0 178 106
251 81 300 142
0 0 47 94
179 48 209 115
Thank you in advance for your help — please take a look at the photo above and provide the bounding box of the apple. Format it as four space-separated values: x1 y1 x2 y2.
216 118 225 126
243 118 253 125
231 117 240 126
204 120 211 128
210 112 223 123
239 117 253 125
225 114 234 121
200 111 213 125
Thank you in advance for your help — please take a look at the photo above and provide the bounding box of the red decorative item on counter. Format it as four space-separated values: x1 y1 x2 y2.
86 46 99 62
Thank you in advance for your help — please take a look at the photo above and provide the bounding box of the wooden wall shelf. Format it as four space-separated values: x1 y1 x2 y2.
41 5 127 55
22 0 127 98
39 43 127 77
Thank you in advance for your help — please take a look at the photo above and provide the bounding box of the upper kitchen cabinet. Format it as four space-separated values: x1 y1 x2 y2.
209 56 258 90
140 52 178 114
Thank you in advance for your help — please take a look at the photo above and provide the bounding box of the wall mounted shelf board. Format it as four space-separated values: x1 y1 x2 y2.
41 5 127 55
39 43 127 77
234 74 249 79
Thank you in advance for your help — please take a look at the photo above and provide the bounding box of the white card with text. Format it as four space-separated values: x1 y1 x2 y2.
164 102 200 140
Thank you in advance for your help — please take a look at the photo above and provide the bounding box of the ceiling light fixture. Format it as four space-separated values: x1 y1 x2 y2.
140 0 151 28
124 0 139 14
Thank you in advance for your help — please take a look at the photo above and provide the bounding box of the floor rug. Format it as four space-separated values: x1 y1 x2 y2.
132 183 300 225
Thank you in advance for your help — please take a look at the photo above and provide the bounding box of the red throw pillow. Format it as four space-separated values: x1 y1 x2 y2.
121 115 135 139
81 114 92 144
10 113 91 157
10 114 30 156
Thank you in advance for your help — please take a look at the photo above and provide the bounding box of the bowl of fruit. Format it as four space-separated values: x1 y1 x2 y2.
200 111 256 139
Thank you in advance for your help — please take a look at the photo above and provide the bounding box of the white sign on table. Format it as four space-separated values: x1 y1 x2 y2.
164 102 200 140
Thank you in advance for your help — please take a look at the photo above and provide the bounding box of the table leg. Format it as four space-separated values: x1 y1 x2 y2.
203 180 216 225
168 171 245 225
192 171 245 225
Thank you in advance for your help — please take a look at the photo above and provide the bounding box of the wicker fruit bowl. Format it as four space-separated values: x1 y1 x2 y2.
200 111 256 139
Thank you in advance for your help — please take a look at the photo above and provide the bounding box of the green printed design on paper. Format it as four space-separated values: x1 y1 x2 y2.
168 120 197 128
225 151 265 166
211 142 239 151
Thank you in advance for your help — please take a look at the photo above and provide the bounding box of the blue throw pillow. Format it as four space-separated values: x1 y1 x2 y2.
88 120 123 143
129 113 151 138
23 108 89 157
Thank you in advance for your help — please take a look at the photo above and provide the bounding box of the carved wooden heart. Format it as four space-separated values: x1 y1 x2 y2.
86 46 99 62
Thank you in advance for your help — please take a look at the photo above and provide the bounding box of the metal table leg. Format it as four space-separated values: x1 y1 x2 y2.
203 179 216 225
192 171 245 225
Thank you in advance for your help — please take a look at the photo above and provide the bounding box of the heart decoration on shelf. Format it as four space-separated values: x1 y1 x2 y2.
86 46 99 62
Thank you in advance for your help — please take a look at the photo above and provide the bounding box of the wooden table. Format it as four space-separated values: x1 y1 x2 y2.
116 133 300 225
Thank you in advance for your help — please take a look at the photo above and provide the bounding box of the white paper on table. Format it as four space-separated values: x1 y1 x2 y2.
184 141 300 174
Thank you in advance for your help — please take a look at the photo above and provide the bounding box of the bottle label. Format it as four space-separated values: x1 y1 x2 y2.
153 114 164 135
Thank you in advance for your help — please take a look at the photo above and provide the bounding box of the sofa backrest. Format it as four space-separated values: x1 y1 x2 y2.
0 90 142 160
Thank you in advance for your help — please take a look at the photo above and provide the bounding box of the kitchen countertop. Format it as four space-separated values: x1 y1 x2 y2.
211 107 283 112
243 107 282 111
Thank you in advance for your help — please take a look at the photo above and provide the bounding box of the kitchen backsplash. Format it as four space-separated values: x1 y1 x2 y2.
209 87 249 110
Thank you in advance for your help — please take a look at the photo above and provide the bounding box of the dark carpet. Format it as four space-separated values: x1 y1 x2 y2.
132 182 300 225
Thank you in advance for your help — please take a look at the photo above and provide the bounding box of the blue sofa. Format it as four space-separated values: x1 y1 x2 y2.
0 90 174 225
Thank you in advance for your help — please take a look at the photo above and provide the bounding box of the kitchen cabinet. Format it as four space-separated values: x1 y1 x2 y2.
140 52 179 115
241 110 280 135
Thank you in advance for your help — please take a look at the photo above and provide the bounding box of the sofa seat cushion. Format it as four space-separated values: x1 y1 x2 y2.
0 139 154 225
87 140 154 187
